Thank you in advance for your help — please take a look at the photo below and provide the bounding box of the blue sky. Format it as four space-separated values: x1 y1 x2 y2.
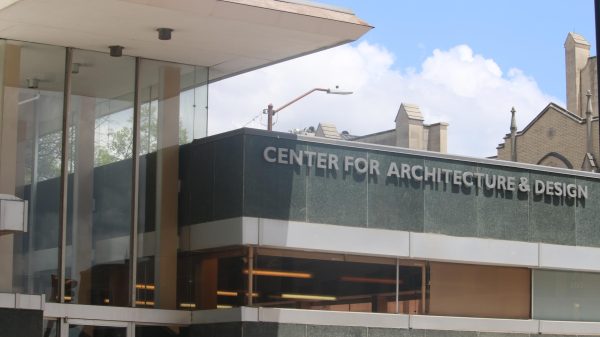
323 0 596 101
210 0 597 157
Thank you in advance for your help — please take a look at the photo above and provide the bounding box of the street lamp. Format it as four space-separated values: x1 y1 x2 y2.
264 87 353 131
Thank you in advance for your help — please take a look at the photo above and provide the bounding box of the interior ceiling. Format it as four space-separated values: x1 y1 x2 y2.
0 0 371 82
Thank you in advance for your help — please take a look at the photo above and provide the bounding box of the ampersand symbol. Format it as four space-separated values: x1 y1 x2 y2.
518 177 530 192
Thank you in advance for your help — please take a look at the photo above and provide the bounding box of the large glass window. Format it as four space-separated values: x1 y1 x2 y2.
0 40 65 299
181 248 424 314
65 49 135 306
136 59 208 309
533 269 600 322
251 249 416 313
177 248 247 310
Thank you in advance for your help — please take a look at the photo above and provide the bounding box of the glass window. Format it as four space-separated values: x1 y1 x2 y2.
66 49 135 306
251 249 412 313
533 269 600 322
428 262 531 319
43 319 59 337
177 248 247 310
182 248 423 313
0 40 65 299
136 59 208 309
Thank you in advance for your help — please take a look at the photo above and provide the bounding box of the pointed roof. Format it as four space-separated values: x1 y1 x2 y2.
315 123 341 139
565 32 590 47
395 103 424 122
581 153 598 172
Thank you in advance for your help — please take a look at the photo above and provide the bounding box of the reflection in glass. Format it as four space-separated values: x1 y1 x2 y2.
65 49 135 306
177 249 247 310
43 319 59 337
136 59 208 309
0 41 65 299
252 251 414 313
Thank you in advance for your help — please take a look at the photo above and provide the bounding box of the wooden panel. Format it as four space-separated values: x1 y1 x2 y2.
428 262 531 319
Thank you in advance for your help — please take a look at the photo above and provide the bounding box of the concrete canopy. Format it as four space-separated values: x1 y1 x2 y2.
0 0 372 81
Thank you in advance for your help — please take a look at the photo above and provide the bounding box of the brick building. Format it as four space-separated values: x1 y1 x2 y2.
496 33 598 171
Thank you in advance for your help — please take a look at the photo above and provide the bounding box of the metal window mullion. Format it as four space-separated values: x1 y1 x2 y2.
58 47 73 306
129 57 141 307
395 258 399 314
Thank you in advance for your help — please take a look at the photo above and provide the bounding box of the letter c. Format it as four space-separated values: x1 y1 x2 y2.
263 146 277 163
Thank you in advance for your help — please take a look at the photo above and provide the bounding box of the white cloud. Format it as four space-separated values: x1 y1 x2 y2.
208 42 560 157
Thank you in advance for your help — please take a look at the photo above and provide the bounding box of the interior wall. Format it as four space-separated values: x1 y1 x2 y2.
428 262 531 319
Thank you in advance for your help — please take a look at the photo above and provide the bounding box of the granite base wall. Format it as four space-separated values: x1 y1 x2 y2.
0 308 43 337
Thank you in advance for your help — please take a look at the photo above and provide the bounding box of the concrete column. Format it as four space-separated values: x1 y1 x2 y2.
154 66 180 309
0 43 21 292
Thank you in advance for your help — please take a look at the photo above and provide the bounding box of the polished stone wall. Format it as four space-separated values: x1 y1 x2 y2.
0 308 42 337
180 129 600 248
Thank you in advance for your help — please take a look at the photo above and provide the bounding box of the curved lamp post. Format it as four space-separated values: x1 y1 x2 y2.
265 87 353 131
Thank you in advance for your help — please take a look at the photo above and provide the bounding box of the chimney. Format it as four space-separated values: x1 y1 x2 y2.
510 107 517 162
565 32 591 116
427 123 449 153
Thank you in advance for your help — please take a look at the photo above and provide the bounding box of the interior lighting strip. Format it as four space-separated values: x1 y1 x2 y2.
243 269 312 279
281 293 336 301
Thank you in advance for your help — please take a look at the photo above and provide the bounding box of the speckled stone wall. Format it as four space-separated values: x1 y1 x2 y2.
180 129 600 248
0 308 42 337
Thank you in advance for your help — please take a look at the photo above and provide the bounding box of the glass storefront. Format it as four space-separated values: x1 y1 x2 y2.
0 41 65 299
136 59 208 309
0 39 209 308
176 248 535 318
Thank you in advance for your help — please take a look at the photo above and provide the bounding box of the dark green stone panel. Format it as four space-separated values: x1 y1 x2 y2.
213 135 244 220
189 322 242 337
529 173 576 245
575 176 600 247
243 322 306 337
368 327 423 337
0 308 42 337
306 325 367 337
305 144 368 227
367 151 424 231
182 141 215 226
423 159 478 237
475 165 530 241
478 333 530 337
243 135 307 222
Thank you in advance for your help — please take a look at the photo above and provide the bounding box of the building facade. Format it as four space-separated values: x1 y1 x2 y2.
1 2 600 337
299 103 449 153
497 33 598 171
